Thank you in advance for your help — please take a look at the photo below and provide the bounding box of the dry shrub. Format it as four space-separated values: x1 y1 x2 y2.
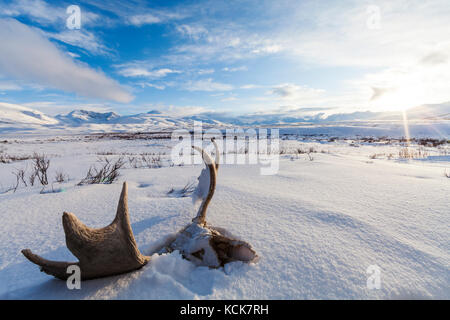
32 153 50 186
55 170 68 183
78 157 125 185
167 181 196 197
141 154 162 168
398 147 428 159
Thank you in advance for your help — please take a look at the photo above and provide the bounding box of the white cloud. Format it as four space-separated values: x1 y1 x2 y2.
127 10 186 27
251 44 282 54
117 66 180 78
250 0 450 110
1 1 110 55
198 69 215 75
269 84 325 100
0 81 22 91
221 96 237 102
140 104 209 117
67 52 80 58
22 101 113 115
278 1 450 68
222 66 247 72
1 0 66 25
0 18 133 103
152 1 450 111
370 87 395 101
420 52 448 66
176 24 208 40
168 22 284 64
0 0 99 26
184 78 233 92
240 84 264 89
352 56 450 110
127 14 161 26
43 29 111 56
138 82 166 90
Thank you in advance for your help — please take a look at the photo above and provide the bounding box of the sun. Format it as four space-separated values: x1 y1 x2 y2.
372 91 415 112
368 66 436 112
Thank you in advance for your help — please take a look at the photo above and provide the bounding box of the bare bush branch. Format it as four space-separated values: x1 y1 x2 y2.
78 157 125 185
54 170 68 183
141 154 162 168
0 153 33 164
128 156 140 168
11 167 27 192
398 147 429 159
32 153 50 186
16 167 27 186
29 171 37 186
167 181 196 197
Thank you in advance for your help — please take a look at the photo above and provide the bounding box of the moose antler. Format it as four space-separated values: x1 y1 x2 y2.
167 139 257 268
22 182 149 280
23 139 257 280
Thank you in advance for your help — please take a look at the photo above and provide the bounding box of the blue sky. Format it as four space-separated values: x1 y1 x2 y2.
0 0 450 116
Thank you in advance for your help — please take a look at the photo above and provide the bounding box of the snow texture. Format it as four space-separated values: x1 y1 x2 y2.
0 133 448 299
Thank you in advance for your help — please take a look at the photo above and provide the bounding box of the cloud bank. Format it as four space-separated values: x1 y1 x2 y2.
0 18 133 103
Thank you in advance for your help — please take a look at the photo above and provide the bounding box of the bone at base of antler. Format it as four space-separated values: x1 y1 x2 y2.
167 223 257 268
22 182 150 280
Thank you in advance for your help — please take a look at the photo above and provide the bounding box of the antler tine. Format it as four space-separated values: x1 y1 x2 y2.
211 137 220 171
21 249 77 280
114 181 129 223
192 145 217 226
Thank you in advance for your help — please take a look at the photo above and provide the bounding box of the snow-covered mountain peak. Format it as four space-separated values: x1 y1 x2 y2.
56 109 121 124
0 102 58 125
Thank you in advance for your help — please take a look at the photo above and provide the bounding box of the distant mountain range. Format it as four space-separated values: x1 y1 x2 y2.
55 109 121 124
0 101 449 133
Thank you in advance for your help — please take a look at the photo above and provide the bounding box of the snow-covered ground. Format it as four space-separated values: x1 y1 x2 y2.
0 133 449 299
